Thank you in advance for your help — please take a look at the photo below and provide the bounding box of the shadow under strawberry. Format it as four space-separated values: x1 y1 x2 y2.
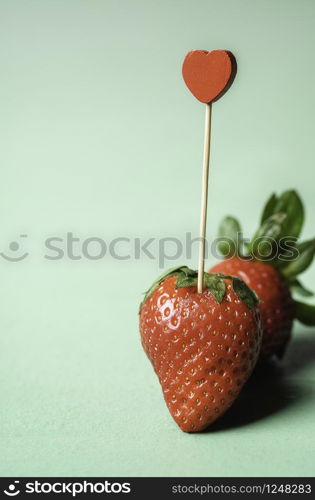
204 333 314 432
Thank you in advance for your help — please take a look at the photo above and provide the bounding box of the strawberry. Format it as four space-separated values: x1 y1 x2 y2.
210 257 294 358
209 190 315 358
139 266 262 432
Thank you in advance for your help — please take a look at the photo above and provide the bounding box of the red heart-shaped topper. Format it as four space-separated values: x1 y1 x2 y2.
182 49 237 104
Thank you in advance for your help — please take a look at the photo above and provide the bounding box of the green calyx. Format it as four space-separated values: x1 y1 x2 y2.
216 189 315 326
140 266 259 312
295 301 315 326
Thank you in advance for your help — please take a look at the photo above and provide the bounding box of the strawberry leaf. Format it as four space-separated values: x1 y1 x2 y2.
140 266 259 311
176 275 198 288
289 279 314 298
250 190 304 262
216 190 313 283
231 276 260 310
282 239 315 279
204 274 226 302
295 300 315 326
249 213 287 259
280 191 304 238
140 265 190 308
215 273 259 310
260 193 278 224
217 216 242 257
265 190 304 239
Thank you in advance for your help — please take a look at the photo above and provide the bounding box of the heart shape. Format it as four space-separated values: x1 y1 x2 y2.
182 49 237 103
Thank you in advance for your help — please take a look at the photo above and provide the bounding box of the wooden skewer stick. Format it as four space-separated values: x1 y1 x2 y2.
182 49 237 292
197 103 212 293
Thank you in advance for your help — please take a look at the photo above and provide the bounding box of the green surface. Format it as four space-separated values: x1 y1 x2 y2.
1 0 315 477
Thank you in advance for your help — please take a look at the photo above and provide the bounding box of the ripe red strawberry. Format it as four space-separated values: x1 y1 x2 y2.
210 257 294 358
139 266 262 432
211 190 315 358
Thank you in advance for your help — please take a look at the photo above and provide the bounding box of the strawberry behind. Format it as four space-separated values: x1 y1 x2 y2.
139 268 262 432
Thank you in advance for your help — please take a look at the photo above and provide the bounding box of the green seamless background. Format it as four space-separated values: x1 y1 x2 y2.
1 0 314 476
